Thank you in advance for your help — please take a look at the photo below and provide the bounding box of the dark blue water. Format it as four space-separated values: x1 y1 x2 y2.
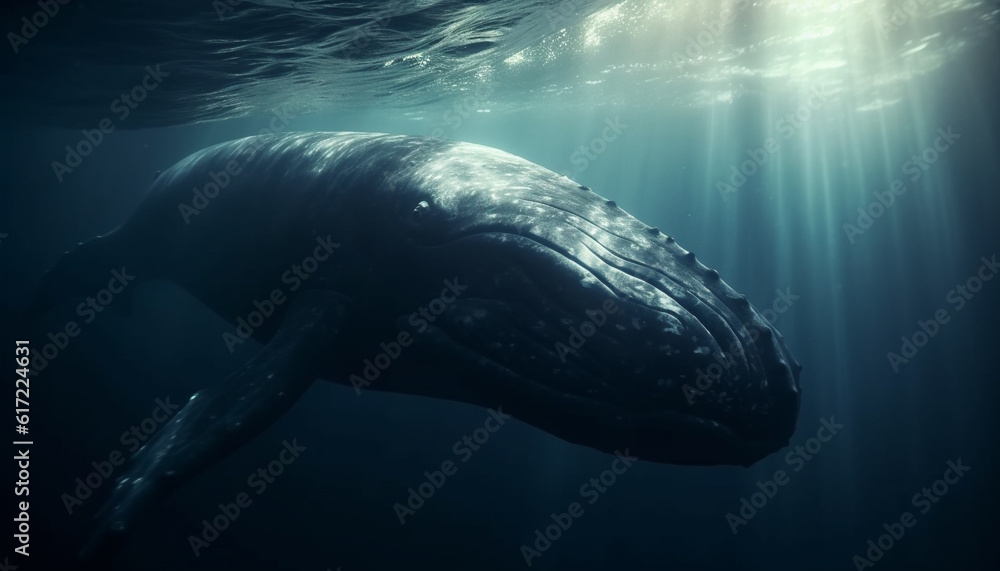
1 1 998 570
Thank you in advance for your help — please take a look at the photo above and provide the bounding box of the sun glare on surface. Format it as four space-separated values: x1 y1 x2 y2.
499 0 996 111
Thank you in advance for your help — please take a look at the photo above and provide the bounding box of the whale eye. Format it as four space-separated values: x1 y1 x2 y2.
412 200 430 221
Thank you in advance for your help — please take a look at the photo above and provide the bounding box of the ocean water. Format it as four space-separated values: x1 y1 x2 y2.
1 1 998 570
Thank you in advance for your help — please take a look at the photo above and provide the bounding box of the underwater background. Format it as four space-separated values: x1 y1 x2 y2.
1 1 998 569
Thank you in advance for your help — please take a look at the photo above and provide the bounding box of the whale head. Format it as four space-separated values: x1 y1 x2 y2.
333 135 802 467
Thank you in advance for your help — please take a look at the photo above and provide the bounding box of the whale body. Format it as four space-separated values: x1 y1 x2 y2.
26 132 801 559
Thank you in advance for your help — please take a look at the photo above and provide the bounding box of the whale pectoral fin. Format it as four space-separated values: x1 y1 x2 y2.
79 290 353 563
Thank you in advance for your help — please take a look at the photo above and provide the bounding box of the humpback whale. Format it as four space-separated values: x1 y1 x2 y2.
25 132 801 559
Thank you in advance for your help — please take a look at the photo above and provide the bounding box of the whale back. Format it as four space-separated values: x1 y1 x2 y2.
28 133 443 337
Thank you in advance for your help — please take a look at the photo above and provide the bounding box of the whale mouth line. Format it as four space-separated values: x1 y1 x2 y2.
423 228 707 330
514 196 768 388
419 228 786 434
422 225 742 361
418 222 798 450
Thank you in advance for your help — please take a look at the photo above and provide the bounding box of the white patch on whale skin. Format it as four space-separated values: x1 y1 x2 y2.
658 313 684 335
